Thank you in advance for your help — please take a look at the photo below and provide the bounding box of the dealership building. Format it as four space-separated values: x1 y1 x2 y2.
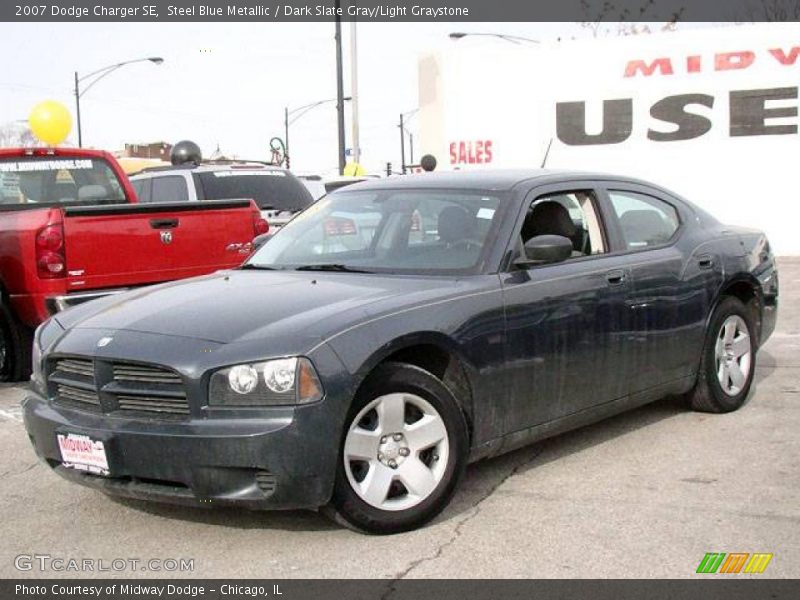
418 23 799 254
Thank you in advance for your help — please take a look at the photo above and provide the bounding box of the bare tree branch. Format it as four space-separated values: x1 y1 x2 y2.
744 0 800 21
0 122 36 148
579 0 685 36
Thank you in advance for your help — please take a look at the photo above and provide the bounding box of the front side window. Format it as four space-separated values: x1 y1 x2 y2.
0 157 126 206
608 190 679 249
247 189 506 275
519 191 606 259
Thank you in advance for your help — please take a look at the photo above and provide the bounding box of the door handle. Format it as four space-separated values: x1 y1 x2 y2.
606 270 627 285
150 218 179 229
697 256 714 269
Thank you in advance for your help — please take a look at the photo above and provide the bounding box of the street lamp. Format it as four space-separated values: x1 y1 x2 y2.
74 57 164 147
283 97 352 169
448 32 540 45
399 108 419 174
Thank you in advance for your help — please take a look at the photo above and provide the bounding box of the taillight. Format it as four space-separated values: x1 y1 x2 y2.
324 217 357 236
255 218 269 235
36 223 65 278
251 206 269 236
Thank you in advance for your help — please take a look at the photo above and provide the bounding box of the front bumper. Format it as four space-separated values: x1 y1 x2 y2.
22 392 339 510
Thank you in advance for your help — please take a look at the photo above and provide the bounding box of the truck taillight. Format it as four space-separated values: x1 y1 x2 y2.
252 209 269 236
36 223 65 279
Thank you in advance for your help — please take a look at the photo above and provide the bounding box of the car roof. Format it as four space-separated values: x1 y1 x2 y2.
130 162 288 177
345 169 643 192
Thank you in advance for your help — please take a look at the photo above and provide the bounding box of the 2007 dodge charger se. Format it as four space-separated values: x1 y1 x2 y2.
23 171 778 533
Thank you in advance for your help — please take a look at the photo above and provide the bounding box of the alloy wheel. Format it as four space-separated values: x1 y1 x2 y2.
715 315 752 396
343 393 450 511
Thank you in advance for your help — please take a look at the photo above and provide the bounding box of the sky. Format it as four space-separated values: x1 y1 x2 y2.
0 21 725 175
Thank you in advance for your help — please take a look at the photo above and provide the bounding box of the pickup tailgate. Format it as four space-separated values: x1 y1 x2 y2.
62 200 256 292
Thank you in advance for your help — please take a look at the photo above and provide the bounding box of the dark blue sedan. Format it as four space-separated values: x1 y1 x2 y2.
23 170 778 533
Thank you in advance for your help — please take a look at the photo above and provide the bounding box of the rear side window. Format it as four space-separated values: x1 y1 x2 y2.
608 191 679 250
196 169 314 212
150 176 189 203
130 178 151 203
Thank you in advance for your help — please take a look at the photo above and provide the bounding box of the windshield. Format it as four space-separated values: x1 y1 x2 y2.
246 189 506 275
197 169 314 212
0 157 127 206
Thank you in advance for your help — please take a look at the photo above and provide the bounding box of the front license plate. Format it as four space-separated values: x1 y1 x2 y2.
57 433 110 476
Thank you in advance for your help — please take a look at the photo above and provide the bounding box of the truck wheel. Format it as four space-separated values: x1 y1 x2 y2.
687 296 756 413
0 303 32 382
327 362 468 534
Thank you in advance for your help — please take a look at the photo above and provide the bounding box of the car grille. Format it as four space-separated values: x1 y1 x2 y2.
49 357 189 419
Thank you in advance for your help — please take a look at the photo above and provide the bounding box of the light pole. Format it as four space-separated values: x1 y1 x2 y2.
448 32 540 45
74 57 163 147
399 108 419 174
284 97 352 169
334 2 346 175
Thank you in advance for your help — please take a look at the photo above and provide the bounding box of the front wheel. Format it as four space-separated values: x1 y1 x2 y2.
687 296 756 413
327 363 468 534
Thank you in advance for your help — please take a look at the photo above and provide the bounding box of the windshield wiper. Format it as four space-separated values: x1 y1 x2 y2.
239 263 278 270
294 263 372 273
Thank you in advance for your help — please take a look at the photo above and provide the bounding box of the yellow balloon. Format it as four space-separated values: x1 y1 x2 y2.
343 161 367 177
29 100 72 146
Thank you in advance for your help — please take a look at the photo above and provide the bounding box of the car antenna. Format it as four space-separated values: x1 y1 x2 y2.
540 138 553 168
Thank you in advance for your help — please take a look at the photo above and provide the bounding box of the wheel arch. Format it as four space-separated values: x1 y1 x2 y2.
348 332 476 442
710 273 763 345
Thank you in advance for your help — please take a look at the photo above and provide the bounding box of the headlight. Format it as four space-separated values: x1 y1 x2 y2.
209 357 324 406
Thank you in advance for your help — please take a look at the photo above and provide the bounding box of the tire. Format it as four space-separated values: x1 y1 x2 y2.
327 362 469 534
687 296 756 413
0 301 32 383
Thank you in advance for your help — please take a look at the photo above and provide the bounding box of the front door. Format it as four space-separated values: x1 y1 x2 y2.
500 185 633 433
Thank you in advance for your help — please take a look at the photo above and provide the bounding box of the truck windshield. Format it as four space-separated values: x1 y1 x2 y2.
197 170 314 212
247 189 507 276
0 157 127 206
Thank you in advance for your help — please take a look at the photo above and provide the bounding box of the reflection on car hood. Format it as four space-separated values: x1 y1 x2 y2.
55 270 467 346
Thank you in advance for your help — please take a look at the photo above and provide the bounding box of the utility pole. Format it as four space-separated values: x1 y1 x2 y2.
350 18 360 164
399 113 406 174
334 1 346 175
74 71 82 148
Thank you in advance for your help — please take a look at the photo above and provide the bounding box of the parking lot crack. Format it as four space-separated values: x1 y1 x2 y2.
382 446 542 596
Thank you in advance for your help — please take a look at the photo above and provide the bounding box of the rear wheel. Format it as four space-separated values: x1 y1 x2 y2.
0 302 32 383
327 363 468 534
687 296 756 413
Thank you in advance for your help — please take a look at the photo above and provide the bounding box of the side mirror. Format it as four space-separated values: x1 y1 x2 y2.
516 234 573 267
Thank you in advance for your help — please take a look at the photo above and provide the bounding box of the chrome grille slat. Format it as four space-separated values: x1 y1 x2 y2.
113 364 182 386
54 358 95 379
55 384 101 410
116 395 190 415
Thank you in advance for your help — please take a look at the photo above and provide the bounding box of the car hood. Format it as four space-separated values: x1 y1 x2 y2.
55 270 473 347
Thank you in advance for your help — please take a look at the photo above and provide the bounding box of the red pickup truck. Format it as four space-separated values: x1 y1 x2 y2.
0 147 268 381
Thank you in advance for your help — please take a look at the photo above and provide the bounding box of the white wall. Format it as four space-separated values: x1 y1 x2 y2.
419 23 800 254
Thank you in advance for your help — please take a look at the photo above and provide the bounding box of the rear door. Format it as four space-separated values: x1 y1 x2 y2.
597 184 714 395
500 182 633 430
62 200 256 292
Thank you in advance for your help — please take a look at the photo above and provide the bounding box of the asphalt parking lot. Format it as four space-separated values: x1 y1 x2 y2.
1 258 797 580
